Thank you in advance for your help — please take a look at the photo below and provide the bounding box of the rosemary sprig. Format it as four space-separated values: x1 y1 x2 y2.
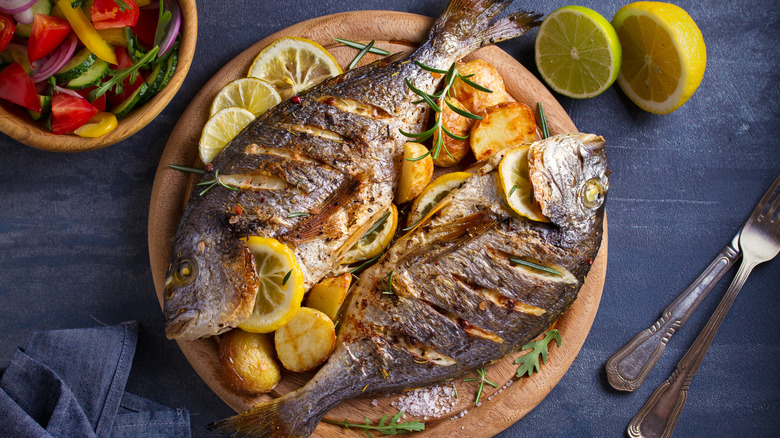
287 212 310 218
113 0 131 12
197 170 240 196
168 164 204 174
282 269 292 286
400 61 490 161
508 184 518 197
514 329 562 377
322 411 425 437
362 210 391 239
335 38 391 56
463 367 498 407
383 270 394 294
537 102 550 139
509 257 562 276
88 47 159 101
348 253 383 275
348 39 375 70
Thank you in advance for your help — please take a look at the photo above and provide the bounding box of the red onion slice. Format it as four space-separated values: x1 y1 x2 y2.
0 0 36 14
32 33 79 82
159 0 180 57
12 7 33 24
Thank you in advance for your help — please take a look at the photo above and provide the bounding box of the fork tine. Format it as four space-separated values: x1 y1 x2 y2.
755 174 780 220
768 188 780 223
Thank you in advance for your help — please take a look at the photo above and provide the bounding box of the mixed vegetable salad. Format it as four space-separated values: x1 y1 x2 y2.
0 0 181 137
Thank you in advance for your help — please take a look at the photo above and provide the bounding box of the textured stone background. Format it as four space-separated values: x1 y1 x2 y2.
0 0 778 436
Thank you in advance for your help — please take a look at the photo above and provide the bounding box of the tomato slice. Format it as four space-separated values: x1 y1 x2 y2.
28 15 72 63
107 46 145 108
91 0 139 30
115 45 134 69
0 13 15 53
131 7 157 47
75 86 107 111
51 93 99 134
0 62 42 112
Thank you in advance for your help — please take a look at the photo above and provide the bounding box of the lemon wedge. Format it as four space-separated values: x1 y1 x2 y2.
342 204 398 264
248 36 342 100
612 2 706 114
210 78 282 117
535 5 622 99
199 107 256 164
498 146 548 222
407 172 471 228
239 237 305 333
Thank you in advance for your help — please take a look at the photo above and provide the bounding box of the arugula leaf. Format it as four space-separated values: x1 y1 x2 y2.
154 1 172 52
514 329 562 377
322 411 425 436
113 0 131 12
87 47 159 102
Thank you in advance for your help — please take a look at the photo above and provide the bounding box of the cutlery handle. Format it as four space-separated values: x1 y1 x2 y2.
606 236 740 392
627 260 756 438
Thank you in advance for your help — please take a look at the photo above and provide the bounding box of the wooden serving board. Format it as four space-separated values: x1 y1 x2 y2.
148 11 607 437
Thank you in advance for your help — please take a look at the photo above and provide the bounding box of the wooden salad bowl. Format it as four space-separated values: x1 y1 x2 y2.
0 0 197 153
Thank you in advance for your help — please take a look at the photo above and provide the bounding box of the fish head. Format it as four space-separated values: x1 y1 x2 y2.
528 133 609 241
163 224 259 340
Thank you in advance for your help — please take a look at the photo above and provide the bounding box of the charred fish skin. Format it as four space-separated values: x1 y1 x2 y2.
209 133 608 437
163 0 542 340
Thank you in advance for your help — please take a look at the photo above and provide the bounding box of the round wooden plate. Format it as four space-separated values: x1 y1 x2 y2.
148 10 608 437
0 0 198 153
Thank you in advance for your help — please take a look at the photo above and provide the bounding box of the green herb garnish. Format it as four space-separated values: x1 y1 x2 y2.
463 367 498 406
197 169 240 196
113 0 131 12
154 0 172 52
508 257 561 276
348 39 375 70
323 411 425 437
287 212 310 218
514 329 562 377
335 38 391 56
348 253 383 275
168 164 205 175
383 270 394 294
537 102 550 139
508 184 518 197
88 47 159 101
362 210 391 239
282 269 292 286
400 61 490 161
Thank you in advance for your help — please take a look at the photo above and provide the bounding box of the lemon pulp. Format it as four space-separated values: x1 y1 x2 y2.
210 78 281 117
342 204 398 264
407 172 472 228
199 107 256 164
498 146 548 222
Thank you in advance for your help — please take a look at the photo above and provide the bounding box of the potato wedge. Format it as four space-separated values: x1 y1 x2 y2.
451 59 507 114
395 142 433 204
305 273 351 321
470 102 536 161
219 329 280 394
275 307 336 372
432 99 474 167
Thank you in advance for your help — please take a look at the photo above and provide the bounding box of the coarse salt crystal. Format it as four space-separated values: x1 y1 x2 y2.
395 384 458 418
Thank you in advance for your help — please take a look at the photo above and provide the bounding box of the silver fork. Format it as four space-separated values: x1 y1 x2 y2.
627 174 780 438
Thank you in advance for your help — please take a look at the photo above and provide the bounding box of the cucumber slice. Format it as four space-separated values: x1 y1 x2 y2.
0 44 34 73
67 59 109 89
137 61 165 104
27 95 52 121
55 48 96 82
14 0 53 38
111 83 148 118
158 49 179 91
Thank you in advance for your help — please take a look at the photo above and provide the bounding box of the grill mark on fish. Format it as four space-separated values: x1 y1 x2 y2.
369 324 457 367
315 95 392 119
487 246 578 285
276 123 345 143
218 174 290 191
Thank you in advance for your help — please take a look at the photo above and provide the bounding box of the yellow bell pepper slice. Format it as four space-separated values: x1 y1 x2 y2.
74 112 119 138
135 0 152 6
57 0 118 65
97 28 128 47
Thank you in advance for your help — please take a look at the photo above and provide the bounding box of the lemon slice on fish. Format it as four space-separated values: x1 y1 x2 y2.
239 237 305 333
248 36 342 100
199 107 256 165
498 146 549 222
210 78 282 117
341 204 398 265
407 172 471 228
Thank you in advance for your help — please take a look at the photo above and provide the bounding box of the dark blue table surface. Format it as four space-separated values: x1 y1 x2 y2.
1 1 778 437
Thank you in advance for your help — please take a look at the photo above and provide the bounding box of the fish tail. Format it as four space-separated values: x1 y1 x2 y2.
428 0 542 56
206 388 325 438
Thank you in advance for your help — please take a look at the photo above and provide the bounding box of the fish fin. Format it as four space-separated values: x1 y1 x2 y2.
402 210 500 264
207 391 322 438
284 175 365 244
428 0 542 55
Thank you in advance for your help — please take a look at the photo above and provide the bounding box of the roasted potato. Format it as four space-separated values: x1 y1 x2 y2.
432 99 474 167
275 307 336 372
219 329 280 394
470 102 536 161
395 142 434 204
451 59 507 114
305 273 352 321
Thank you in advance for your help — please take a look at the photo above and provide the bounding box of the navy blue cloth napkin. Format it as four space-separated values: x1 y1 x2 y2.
0 321 190 437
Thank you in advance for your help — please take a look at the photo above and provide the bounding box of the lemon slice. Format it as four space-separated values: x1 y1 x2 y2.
239 237 305 333
342 204 398 264
535 5 622 99
248 36 342 100
498 146 548 222
612 2 706 114
210 78 282 117
199 107 256 164
407 172 471 227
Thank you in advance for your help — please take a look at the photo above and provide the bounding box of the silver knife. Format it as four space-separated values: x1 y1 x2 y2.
605 231 741 392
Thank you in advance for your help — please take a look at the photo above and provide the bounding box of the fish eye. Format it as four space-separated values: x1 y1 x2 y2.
173 259 197 286
581 178 605 209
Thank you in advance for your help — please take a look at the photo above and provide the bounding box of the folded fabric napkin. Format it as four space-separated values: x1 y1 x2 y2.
0 321 190 437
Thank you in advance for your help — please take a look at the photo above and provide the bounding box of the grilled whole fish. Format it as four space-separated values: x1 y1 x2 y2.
163 0 542 340
209 133 609 437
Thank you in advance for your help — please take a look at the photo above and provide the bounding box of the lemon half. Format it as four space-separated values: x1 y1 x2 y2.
498 146 548 222
612 1 706 114
238 237 305 333
535 5 622 99
199 107 256 164
248 37 342 100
